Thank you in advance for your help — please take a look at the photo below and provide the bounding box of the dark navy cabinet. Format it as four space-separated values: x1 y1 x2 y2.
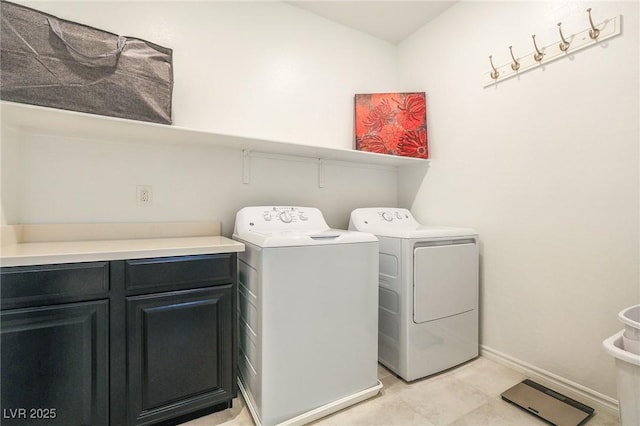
1 300 109 426
0 253 237 426
124 255 237 425
1 262 110 426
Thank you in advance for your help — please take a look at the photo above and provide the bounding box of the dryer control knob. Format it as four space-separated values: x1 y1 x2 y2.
395 212 403 219
279 211 292 223
263 213 272 221
382 212 394 222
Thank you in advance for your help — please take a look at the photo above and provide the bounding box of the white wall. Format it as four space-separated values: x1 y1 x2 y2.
0 126 20 226
397 1 639 399
7 132 397 235
2 1 401 232
3 0 638 405
22 1 400 149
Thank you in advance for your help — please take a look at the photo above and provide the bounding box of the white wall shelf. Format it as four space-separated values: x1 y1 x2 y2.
0 102 429 171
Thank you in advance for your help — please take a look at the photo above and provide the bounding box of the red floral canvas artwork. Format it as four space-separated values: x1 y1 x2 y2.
354 92 428 159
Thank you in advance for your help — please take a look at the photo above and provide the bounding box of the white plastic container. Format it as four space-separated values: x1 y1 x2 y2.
603 330 640 426
623 335 640 355
619 304 640 340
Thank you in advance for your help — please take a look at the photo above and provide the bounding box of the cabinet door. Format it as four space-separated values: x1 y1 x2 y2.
126 286 235 425
1 300 109 426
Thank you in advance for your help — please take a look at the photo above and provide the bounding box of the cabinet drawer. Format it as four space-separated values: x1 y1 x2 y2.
125 254 233 294
0 262 110 310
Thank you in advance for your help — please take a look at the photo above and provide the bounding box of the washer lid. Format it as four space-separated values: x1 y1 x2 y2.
349 207 476 238
233 228 376 247
233 206 377 247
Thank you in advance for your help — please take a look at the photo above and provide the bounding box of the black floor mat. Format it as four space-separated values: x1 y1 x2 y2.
501 379 595 426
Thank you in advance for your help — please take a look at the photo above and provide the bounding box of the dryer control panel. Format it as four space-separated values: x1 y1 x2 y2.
349 208 419 229
349 207 476 239
379 210 412 223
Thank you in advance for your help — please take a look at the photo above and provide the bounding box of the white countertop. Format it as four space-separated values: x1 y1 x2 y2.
0 222 245 267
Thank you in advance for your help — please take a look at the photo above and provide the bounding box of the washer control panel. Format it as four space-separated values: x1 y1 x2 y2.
261 207 309 224
235 206 328 234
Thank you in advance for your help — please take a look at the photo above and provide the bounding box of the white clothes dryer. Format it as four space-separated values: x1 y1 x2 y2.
349 208 479 381
233 206 382 426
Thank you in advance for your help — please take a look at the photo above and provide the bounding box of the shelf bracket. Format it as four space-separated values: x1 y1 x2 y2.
317 159 325 188
242 150 250 184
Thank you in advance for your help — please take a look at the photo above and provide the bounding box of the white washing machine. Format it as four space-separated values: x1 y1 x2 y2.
233 206 382 426
349 207 479 381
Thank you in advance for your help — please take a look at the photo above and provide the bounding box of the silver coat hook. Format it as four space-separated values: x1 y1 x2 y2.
532 35 544 62
587 8 600 39
509 46 520 71
489 55 499 80
557 22 570 52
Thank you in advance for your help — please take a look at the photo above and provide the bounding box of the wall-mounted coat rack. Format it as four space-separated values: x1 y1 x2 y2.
484 9 622 87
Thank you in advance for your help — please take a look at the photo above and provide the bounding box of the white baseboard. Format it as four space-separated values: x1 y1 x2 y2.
481 345 619 416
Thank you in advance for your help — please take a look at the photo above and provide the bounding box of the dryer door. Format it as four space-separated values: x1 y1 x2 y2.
414 242 478 323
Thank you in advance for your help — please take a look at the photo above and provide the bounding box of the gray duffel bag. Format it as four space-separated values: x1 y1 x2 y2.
0 1 173 124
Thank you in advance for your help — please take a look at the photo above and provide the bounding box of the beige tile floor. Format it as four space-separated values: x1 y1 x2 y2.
180 356 621 426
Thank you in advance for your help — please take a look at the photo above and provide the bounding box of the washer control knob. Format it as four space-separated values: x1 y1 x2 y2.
279 210 292 223
263 213 272 221
381 212 393 222
395 212 403 219
299 212 308 221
